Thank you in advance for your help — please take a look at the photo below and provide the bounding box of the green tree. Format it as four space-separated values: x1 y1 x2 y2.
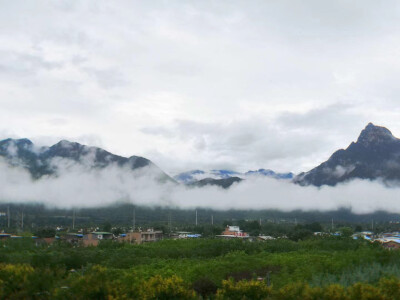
340 227 354 238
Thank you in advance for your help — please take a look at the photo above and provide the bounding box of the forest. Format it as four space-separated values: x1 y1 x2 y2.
1 236 400 299
1 202 400 231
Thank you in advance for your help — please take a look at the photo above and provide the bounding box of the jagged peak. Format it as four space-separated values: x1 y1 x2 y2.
356 123 395 146
15 138 33 145
53 140 81 147
0 138 34 154
0 138 33 145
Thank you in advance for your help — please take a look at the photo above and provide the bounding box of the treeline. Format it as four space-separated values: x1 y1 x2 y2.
0 237 400 299
2 265 400 299
2 202 400 230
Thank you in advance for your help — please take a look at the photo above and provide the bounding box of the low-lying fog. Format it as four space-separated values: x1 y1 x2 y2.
0 158 397 214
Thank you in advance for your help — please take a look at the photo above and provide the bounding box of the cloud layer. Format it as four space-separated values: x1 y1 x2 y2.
1 158 399 215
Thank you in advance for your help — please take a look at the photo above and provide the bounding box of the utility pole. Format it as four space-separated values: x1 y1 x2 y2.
211 215 214 226
133 206 136 231
195 209 198 226
7 205 10 229
168 210 172 233
72 209 76 230
21 212 24 230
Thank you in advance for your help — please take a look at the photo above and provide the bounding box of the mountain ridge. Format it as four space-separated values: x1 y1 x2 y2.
3 123 399 190
174 169 294 184
294 123 400 186
0 138 172 182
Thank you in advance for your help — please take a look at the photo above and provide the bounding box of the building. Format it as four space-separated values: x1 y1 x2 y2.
119 229 163 244
257 235 275 241
382 240 400 250
170 232 201 239
174 231 192 239
0 233 11 240
33 236 57 246
62 233 83 245
217 226 249 238
82 232 113 247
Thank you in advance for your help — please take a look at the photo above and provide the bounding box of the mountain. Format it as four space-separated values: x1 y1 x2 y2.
245 169 294 179
174 169 241 184
0 138 172 182
174 170 207 184
188 177 243 189
294 123 400 186
174 168 293 188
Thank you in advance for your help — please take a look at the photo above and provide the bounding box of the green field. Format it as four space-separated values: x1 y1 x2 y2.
1 237 400 299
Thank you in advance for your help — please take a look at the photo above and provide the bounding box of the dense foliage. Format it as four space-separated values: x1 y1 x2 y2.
2 203 400 230
0 237 400 298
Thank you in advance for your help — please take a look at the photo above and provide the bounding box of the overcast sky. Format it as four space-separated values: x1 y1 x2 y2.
1 1 400 175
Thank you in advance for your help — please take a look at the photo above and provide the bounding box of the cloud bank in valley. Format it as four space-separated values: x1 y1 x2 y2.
0 158 399 215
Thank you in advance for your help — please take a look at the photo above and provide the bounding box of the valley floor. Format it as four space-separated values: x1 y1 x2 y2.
0 237 400 299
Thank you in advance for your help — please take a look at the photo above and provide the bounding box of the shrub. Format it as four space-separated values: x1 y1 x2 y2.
192 277 218 298
378 277 400 300
274 282 320 300
139 275 196 300
321 284 349 300
347 282 383 300
216 279 272 300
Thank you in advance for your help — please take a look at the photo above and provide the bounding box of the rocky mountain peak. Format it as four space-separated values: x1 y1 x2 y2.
356 123 394 147
0 137 172 182
294 123 400 186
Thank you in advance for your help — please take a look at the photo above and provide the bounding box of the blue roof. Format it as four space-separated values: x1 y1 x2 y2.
187 234 202 238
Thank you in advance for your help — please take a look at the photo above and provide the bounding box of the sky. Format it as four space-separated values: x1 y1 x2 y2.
1 1 400 175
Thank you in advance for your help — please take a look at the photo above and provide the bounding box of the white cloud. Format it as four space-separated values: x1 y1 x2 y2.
1 1 400 174
0 157 399 215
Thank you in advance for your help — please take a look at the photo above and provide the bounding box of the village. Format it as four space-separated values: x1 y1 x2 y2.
0 224 277 246
2 224 400 250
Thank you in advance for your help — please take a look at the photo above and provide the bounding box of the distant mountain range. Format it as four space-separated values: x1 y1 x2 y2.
174 169 294 188
174 169 294 184
2 122 400 190
294 123 400 186
0 138 293 189
0 138 171 182
188 177 243 189
245 169 294 179
173 170 240 183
